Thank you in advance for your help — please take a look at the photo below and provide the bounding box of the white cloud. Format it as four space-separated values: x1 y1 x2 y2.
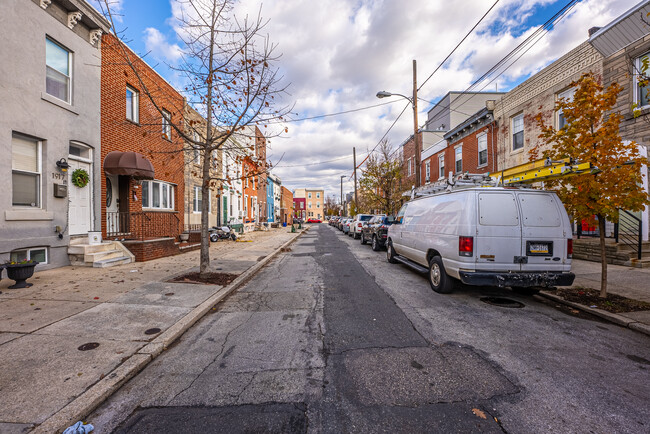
88 0 124 23
144 0 637 200
143 27 183 64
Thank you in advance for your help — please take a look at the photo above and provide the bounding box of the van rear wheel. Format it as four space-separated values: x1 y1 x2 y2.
428 256 453 294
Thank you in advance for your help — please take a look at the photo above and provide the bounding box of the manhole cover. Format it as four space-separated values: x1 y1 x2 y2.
480 297 525 308
78 342 100 351
144 328 162 335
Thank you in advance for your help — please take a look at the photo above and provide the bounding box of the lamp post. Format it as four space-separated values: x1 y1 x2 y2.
340 175 345 216
376 59 420 188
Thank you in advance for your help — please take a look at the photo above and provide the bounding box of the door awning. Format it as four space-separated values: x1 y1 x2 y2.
103 151 154 180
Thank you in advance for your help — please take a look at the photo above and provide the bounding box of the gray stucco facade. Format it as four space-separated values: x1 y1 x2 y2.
0 0 110 269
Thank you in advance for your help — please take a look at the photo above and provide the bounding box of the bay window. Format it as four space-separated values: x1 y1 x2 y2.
141 180 174 210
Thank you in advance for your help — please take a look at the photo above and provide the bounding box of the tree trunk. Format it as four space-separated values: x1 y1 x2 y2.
598 214 608 298
199 152 211 277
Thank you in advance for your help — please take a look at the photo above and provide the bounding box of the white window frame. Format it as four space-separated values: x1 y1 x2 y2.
162 109 171 139
142 180 175 210
455 145 462 173
635 53 650 110
316 192 320 198
407 158 412 176
12 134 42 208
10 247 48 264
477 133 488 167
193 186 202 213
438 154 444 179
45 37 72 104
126 85 139 123
308 192 312 198
512 113 524 151
317 201 320 208
557 87 576 129
425 161 430 182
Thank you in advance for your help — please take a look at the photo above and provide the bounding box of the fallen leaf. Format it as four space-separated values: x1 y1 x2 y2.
472 408 487 419
94 297 99 300
570 309 580 314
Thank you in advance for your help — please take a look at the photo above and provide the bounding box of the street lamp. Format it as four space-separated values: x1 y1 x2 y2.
376 60 420 188
340 175 345 216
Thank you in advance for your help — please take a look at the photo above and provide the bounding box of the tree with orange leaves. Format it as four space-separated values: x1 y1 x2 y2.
533 72 649 298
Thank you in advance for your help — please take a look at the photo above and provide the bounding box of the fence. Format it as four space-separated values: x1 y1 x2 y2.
106 211 181 240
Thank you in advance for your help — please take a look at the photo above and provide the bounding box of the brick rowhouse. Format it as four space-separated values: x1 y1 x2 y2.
255 126 268 223
101 33 185 260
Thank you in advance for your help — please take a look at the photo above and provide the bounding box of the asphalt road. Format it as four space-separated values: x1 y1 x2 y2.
90 224 650 433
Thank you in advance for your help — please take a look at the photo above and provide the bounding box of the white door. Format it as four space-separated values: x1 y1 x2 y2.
68 159 92 235
106 174 119 234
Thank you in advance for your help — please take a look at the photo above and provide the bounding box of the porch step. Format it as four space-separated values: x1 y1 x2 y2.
67 240 135 267
93 256 133 268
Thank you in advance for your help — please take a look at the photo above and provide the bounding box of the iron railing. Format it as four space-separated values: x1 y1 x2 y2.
106 211 180 241
615 210 643 260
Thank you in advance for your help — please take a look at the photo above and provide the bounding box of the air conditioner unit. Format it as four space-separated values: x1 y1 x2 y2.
238 211 244 217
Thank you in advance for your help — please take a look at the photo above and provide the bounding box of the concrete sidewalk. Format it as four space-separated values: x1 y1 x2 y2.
0 227 307 434
539 259 650 336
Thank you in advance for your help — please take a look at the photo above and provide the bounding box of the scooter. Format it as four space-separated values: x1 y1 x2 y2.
209 225 237 242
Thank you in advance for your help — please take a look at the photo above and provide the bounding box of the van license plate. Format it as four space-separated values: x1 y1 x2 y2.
527 241 553 256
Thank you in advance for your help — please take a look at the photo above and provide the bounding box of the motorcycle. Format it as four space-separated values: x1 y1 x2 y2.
209 225 238 242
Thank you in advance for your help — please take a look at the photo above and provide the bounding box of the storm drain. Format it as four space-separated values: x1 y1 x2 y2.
78 342 100 351
144 327 162 335
480 297 525 308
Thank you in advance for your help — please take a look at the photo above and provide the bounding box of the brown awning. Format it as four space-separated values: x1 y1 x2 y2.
103 151 154 180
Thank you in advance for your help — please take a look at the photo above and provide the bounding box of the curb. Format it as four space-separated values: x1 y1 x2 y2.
33 228 309 434
537 291 650 337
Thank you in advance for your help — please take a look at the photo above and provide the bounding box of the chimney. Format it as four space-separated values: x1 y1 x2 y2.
588 26 601 37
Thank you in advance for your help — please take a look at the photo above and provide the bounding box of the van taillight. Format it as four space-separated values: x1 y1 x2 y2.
459 236 473 257
567 239 573 258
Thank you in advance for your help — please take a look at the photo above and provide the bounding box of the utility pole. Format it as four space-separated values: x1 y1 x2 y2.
340 175 345 217
353 147 358 213
413 59 420 188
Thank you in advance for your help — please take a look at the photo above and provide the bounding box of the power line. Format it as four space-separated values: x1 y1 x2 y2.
269 100 398 124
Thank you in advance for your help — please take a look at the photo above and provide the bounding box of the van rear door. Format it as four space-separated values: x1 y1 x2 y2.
516 192 567 272
476 192 522 272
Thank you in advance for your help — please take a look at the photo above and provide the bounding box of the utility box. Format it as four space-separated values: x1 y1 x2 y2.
54 184 67 198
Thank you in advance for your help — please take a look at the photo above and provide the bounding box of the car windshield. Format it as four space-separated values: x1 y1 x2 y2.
385 216 395 223
360 215 373 222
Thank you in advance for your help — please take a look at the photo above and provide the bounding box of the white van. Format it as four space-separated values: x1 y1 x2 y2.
386 187 575 294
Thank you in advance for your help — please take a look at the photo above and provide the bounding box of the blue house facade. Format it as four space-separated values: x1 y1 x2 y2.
267 174 275 222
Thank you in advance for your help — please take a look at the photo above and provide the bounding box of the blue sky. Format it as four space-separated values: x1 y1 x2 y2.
93 0 638 200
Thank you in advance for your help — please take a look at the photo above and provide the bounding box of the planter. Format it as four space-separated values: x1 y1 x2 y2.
6 262 38 289
179 232 190 242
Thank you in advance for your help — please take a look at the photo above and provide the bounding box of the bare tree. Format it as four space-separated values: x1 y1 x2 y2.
100 0 291 276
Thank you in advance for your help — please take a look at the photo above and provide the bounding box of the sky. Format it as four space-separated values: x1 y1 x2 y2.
91 0 638 201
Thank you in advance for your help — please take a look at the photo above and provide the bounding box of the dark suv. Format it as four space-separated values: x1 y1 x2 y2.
360 215 396 251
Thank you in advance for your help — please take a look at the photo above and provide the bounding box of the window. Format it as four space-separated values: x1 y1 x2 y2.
512 113 524 151
407 158 412 176
308 192 312 198
162 109 171 139
316 192 320 198
46 38 71 103
557 87 575 129
439 154 444 179
636 53 650 108
69 143 90 159
308 202 312 209
10 247 47 264
455 145 462 173
425 161 430 182
141 180 174 210
193 186 202 212
317 202 320 208
126 86 139 122
477 133 488 166
12 134 41 207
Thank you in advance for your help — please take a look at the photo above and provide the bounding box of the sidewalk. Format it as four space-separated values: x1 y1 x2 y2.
538 259 650 336
0 227 307 434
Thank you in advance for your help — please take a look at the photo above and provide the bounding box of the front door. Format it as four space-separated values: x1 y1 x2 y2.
68 157 92 235
106 174 119 235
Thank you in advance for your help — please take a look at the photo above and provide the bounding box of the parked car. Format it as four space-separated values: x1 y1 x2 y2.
342 218 352 235
307 217 322 223
349 214 375 239
386 187 575 294
337 218 348 231
361 215 395 251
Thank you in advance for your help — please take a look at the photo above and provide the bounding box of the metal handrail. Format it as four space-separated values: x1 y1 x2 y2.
614 210 643 260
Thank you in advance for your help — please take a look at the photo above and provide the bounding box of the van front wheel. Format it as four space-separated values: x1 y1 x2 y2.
428 256 453 294
386 240 398 264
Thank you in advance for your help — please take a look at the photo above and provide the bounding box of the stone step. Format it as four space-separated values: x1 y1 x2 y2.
93 256 133 268
84 249 123 263
68 242 114 255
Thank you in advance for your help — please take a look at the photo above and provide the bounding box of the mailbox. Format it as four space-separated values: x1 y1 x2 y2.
54 183 68 198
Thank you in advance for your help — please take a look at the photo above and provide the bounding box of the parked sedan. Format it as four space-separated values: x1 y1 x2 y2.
361 215 395 251
342 218 352 235
307 218 322 223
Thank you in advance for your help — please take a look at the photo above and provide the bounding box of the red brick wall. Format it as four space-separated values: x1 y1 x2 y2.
242 158 257 223
101 33 185 237
123 238 180 262
281 186 294 224
255 126 268 222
